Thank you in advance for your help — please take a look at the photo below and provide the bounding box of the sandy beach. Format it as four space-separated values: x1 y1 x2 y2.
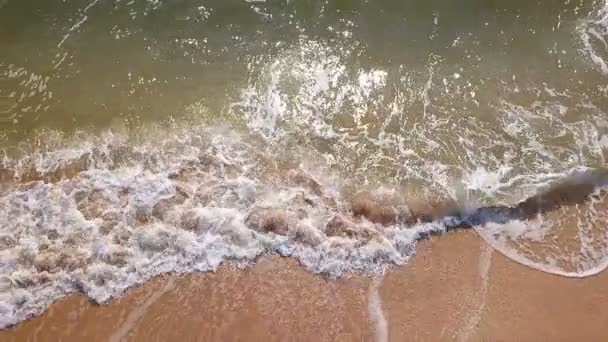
2 230 607 342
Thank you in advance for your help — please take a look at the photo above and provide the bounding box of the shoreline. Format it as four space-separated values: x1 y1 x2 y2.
2 230 607 341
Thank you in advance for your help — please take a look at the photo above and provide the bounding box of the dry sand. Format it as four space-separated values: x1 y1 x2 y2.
1 230 607 342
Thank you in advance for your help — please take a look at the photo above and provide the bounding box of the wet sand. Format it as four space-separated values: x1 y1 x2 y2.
1 230 607 342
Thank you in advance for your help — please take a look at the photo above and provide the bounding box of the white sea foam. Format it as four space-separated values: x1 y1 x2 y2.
234 37 608 282
1 123 607 329
0 64 53 122
0 125 453 328
578 1 608 74
57 0 101 48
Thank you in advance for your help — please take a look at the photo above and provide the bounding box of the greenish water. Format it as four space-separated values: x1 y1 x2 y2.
3 0 606 186
1 0 606 135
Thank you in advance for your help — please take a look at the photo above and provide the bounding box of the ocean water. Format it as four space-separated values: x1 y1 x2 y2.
1 0 608 328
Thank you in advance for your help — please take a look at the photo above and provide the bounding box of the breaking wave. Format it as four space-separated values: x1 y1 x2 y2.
1 123 608 328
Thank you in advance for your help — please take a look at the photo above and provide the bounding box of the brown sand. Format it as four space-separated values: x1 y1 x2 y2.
1 230 607 342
